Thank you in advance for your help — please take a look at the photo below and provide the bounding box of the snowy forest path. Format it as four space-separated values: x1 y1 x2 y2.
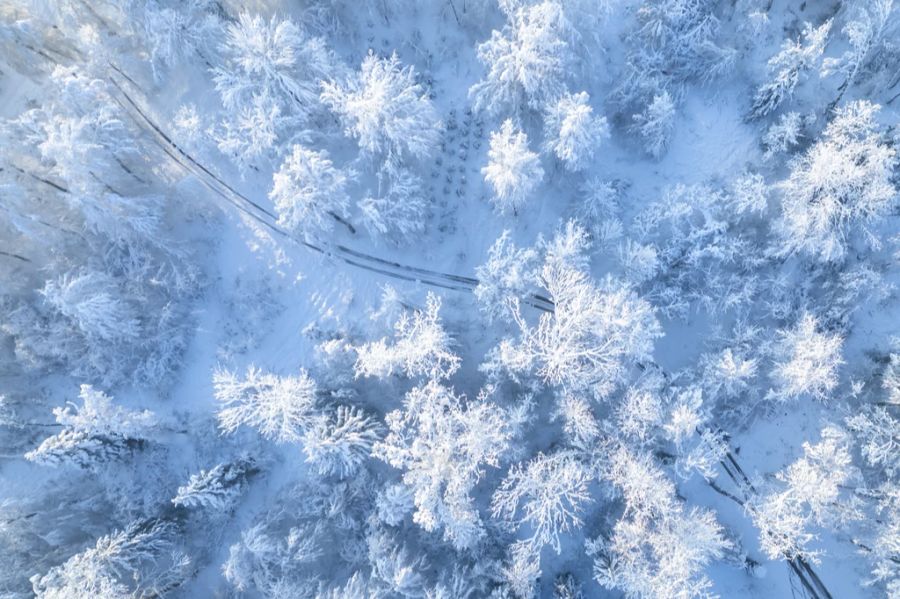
105 68 555 312
106 67 834 599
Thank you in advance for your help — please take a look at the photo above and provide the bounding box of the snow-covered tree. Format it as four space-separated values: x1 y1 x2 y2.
576 178 623 243
19 70 136 200
0 12 75 76
302 405 382 478
214 91 283 171
8 68 171 252
26 385 157 467
223 475 374 596
728 172 769 217
213 13 333 118
2 269 160 387
0 67 201 389
214 366 319 443
210 12 336 168
631 183 765 319
885 352 900 406
139 0 219 82
617 239 660 285
749 426 859 562
32 519 190 598
631 91 676 159
865 489 900 596
699 344 760 402
846 406 900 476
543 91 609 171
748 20 832 119
554 392 601 447
172 457 259 511
223 523 300 594
375 381 512 549
615 386 665 446
470 1 573 115
494 247 661 399
614 0 734 110
376 483 415 526
317 572 372 599
769 313 843 402
591 503 728 599
822 0 895 104
321 51 441 168
501 547 543 599
762 111 807 159
483 119 544 215
553 572 584 599
845 353 900 475
543 217 592 272
366 528 429 597
49 385 155 437
590 447 730 598
358 167 428 244
474 230 542 323
777 100 897 262
355 293 460 381
269 144 355 238
0 474 118 596
41 270 141 344
492 451 591 555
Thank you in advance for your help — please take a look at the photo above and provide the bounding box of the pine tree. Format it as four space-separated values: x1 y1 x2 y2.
631 91 676 159
748 20 832 120
32 519 190 598
302 405 382 478
172 457 259 510
26 385 157 468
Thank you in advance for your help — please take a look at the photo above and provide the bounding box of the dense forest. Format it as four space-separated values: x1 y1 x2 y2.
1 0 899 597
